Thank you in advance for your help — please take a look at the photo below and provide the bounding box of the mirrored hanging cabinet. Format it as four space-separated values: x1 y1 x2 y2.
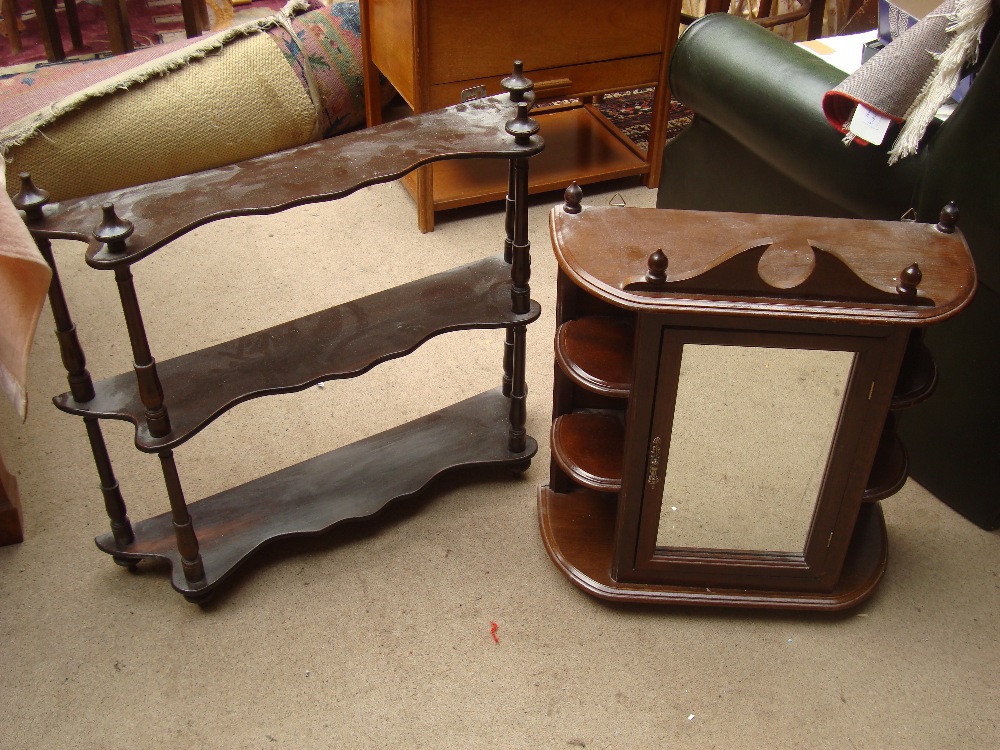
539 185 976 610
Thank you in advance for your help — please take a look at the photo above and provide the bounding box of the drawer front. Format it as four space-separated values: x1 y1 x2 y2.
425 0 670 85
427 54 662 110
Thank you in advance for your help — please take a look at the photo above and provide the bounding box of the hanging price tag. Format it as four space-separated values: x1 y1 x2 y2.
847 104 893 146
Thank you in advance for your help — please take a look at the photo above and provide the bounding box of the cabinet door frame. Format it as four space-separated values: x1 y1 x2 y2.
613 313 908 592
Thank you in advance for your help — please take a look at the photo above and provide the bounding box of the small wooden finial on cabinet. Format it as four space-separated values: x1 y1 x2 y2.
562 182 583 214
645 249 668 283
896 264 923 301
936 202 959 234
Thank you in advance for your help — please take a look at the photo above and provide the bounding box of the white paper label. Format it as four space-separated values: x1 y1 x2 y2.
848 104 892 146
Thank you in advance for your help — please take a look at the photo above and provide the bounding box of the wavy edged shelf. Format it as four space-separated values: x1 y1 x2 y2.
537 486 888 610
29 96 543 266
54 255 539 452
555 316 634 397
98 388 536 600
550 410 624 492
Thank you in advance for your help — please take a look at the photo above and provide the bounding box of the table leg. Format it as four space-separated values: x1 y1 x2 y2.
180 0 204 38
102 0 133 54
3 0 24 55
31 0 65 61
64 0 82 48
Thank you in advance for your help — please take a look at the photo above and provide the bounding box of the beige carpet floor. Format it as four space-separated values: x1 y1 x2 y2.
1 179 998 749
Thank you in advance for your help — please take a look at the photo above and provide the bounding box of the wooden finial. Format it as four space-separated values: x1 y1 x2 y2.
12 173 50 223
505 102 539 145
501 60 534 103
646 248 668 283
896 263 922 300
563 182 583 214
936 202 959 233
93 202 134 252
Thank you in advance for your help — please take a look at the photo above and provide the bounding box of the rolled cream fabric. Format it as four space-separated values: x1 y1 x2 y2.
822 0 992 162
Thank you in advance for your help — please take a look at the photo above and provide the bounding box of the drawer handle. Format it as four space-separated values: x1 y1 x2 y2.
533 78 573 95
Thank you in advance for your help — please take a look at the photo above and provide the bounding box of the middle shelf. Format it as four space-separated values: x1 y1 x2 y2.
54 254 540 452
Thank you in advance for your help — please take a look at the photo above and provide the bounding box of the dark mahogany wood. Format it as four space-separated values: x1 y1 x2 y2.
14 175 134 547
54 256 540 452
555 317 634 397
864 415 909 502
891 331 938 408
100 389 537 600
540 192 976 609
538 487 888 610
549 205 976 324
24 82 543 601
550 411 624 492
26 96 543 268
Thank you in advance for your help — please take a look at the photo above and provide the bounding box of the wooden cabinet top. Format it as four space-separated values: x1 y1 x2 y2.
549 203 977 325
367 0 674 88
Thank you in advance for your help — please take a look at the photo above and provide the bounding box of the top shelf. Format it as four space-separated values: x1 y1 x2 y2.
555 316 634 398
53 255 539 452
26 96 543 268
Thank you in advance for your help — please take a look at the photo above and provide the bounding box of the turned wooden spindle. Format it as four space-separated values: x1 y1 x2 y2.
506 109 534 451
936 202 959 234
501 59 534 104
508 324 528 453
563 181 583 214
646 248 668 283
500 162 518 396
15 175 96 403
158 450 205 585
94 202 134 253
12 173 49 223
93 203 172 437
896 263 923 301
15 175 133 546
505 102 540 146
508 162 530 449
85 417 134 549
113 265 172 438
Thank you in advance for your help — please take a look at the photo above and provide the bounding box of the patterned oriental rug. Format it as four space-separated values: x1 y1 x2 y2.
594 87 694 150
0 0 287 69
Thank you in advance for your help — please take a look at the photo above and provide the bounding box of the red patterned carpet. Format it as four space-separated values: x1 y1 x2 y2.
1 0 286 69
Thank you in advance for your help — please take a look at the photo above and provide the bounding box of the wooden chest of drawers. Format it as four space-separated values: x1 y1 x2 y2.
360 0 683 231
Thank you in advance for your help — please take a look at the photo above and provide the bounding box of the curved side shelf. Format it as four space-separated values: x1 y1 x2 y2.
864 420 909 502
555 316 634 398
27 97 543 267
54 255 539 452
97 388 537 600
892 338 938 409
551 410 624 492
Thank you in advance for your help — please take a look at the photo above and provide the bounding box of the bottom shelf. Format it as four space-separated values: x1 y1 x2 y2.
537 486 888 611
98 388 536 599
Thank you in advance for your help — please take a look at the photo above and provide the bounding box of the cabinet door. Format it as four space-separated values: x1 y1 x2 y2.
425 0 671 84
614 318 902 592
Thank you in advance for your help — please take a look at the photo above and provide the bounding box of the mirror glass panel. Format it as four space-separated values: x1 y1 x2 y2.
655 344 854 553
